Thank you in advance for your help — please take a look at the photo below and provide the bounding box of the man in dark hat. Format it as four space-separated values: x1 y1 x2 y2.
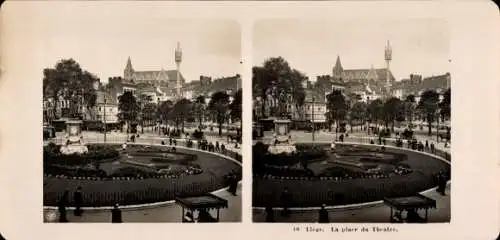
111 203 122 223
73 186 83 216
265 205 274 222
318 204 329 223
58 190 69 222
280 187 291 217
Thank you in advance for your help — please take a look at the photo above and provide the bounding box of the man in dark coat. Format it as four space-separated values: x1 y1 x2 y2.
58 190 69 222
280 187 291 217
265 206 274 222
318 204 329 223
73 186 83 216
111 204 122 223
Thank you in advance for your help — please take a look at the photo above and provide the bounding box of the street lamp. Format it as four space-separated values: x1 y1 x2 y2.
312 97 315 142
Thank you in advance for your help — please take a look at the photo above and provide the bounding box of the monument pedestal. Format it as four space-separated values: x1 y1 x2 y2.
60 120 88 155
267 119 296 155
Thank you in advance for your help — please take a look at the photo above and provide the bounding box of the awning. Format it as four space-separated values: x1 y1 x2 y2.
175 194 228 210
383 194 437 211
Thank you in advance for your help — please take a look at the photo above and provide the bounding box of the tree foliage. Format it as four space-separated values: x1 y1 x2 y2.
326 90 348 128
417 90 440 135
171 98 192 129
43 59 98 119
208 91 230 136
252 57 306 118
118 92 139 131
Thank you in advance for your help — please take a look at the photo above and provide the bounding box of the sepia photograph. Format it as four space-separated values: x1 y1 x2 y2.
41 16 243 223
252 19 451 223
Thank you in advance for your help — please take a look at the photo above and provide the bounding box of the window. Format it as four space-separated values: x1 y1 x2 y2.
99 107 102 111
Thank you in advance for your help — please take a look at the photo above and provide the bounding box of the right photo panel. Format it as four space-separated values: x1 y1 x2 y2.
252 19 451 223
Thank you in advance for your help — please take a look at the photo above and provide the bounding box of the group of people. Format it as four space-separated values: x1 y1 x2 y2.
56 186 123 223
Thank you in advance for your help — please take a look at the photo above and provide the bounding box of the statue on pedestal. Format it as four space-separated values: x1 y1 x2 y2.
60 120 89 155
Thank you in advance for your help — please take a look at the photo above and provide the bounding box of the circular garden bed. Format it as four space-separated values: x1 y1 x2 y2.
43 143 241 207
252 142 450 208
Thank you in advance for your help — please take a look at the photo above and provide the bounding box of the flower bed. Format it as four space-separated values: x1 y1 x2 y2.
43 144 242 207
253 143 450 207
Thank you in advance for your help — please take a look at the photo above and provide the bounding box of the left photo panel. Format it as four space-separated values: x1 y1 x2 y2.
42 17 242 223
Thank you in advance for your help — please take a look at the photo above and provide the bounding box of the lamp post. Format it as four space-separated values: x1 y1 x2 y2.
312 97 315 142
104 95 107 143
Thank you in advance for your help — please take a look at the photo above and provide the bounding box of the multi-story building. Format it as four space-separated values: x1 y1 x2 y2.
391 72 451 102
95 91 119 124
303 89 327 125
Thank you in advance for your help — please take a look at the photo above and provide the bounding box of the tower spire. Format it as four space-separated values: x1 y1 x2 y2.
332 55 344 82
174 42 183 99
384 40 393 96
124 56 134 80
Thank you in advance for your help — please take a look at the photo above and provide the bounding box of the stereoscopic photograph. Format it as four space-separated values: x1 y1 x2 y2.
41 16 242 223
252 19 451 223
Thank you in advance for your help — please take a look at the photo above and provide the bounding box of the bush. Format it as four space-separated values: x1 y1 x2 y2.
192 130 204 140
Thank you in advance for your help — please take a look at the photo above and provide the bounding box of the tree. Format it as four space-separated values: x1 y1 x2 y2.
368 99 384 128
208 91 230 136
349 101 367 131
194 95 206 128
326 90 348 132
118 92 139 134
158 100 174 125
230 89 242 135
439 88 451 122
171 98 192 131
142 103 157 132
404 94 416 127
43 59 98 120
138 93 153 133
382 97 404 132
253 57 306 118
417 90 440 136
252 66 272 119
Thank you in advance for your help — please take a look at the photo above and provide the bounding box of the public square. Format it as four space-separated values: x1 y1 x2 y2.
252 18 451 223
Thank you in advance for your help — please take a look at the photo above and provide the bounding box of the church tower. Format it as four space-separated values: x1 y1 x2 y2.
384 40 393 95
332 55 344 82
124 57 134 80
175 42 183 99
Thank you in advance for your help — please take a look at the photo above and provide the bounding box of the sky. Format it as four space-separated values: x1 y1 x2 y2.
253 19 451 81
27 10 241 83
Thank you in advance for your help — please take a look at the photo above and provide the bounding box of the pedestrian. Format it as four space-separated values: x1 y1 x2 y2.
318 204 329 223
425 140 429 149
215 141 220 152
265 206 274 222
430 143 435 153
111 203 122 223
280 187 291 217
169 138 172 145
73 186 83 216
58 190 69 222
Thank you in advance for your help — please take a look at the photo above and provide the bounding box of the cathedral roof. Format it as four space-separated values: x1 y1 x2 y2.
133 70 185 83
342 68 395 82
